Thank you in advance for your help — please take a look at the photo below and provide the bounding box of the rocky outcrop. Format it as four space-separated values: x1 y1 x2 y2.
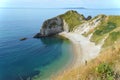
84 16 92 20
34 17 63 38
20 38 27 41
34 10 87 38
74 15 105 35
34 10 93 38
41 17 63 35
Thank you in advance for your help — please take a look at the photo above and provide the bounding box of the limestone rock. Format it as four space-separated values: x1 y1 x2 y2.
34 17 63 38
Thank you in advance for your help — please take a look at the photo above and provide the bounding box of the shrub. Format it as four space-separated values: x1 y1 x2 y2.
96 63 114 80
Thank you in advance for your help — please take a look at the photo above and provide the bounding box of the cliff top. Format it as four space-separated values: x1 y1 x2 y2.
59 10 85 31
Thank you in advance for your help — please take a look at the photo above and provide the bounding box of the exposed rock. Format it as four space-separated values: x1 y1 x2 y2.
74 15 103 35
85 16 92 20
20 38 27 41
33 33 45 38
63 20 69 32
34 17 63 38
34 10 87 38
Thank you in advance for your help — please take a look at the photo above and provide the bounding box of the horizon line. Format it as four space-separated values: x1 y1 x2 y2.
0 7 120 10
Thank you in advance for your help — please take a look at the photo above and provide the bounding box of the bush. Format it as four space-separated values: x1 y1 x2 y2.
96 63 114 80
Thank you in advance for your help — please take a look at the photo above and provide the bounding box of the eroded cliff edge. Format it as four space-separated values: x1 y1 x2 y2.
34 10 90 38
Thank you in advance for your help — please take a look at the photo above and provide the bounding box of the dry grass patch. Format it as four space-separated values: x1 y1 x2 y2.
52 42 120 80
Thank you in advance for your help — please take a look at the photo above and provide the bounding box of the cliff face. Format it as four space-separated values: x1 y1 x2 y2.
40 17 63 36
34 17 63 38
34 10 87 38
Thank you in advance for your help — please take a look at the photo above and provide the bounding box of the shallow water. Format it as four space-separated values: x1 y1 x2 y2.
0 8 120 80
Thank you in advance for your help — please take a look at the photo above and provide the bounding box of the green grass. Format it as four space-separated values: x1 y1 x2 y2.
82 15 107 37
91 16 120 44
59 10 85 31
95 63 114 80
95 22 116 35
91 14 106 21
53 15 120 80
103 31 120 47
108 16 120 27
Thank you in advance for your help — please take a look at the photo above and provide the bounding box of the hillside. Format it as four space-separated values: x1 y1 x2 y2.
34 10 90 38
34 10 120 80
52 11 120 80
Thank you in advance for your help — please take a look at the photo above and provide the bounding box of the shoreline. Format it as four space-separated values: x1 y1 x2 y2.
53 32 102 79
59 32 83 68
50 36 76 79
33 38 74 80
59 32 102 68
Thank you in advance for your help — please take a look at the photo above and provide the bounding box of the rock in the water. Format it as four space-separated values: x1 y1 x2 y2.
20 38 27 41
33 33 48 38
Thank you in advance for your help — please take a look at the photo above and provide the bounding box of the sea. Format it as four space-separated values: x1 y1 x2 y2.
0 8 120 80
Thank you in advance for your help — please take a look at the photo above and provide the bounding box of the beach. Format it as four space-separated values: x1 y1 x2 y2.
57 32 102 76
1 8 120 80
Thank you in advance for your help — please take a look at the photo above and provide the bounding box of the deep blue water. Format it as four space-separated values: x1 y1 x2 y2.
0 8 120 80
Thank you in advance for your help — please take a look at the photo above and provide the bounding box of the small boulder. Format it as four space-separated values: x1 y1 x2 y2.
85 16 92 20
20 38 27 41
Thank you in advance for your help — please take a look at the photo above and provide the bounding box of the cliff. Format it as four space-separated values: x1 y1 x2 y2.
34 17 63 38
34 10 120 49
34 10 90 38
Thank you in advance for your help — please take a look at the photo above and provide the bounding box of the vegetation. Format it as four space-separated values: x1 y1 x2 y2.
60 10 85 31
53 42 120 80
91 16 120 44
82 15 107 37
96 63 114 80
94 22 116 35
103 31 120 47
53 15 120 80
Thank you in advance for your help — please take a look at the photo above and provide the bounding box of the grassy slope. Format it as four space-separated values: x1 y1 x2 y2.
103 31 120 47
82 15 107 37
54 43 120 80
53 15 120 80
59 10 85 31
91 16 120 45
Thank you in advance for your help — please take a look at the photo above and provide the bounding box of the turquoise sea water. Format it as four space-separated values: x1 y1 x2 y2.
0 8 120 80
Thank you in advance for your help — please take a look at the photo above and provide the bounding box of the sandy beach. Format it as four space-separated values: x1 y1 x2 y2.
52 32 102 80
59 32 102 68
